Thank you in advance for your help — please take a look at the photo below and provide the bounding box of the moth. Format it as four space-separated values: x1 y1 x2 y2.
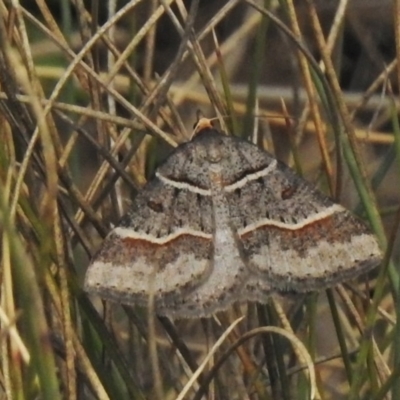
85 118 381 318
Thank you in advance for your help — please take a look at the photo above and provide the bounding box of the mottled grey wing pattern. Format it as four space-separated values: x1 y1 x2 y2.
84 162 215 315
84 125 382 318
220 138 381 295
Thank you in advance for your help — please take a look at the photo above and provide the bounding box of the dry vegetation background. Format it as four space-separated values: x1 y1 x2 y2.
0 0 399 399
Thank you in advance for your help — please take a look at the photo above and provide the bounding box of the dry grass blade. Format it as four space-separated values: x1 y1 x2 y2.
193 325 317 400
177 316 244 400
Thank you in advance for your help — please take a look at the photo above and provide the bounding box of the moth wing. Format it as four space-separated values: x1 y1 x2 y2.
221 139 382 293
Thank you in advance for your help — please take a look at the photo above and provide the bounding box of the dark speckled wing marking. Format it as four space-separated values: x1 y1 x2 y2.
84 119 382 318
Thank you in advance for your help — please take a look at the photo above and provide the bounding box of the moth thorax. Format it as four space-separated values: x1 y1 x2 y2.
208 165 224 188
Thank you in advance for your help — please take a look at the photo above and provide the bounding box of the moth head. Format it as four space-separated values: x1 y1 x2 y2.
191 116 214 138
